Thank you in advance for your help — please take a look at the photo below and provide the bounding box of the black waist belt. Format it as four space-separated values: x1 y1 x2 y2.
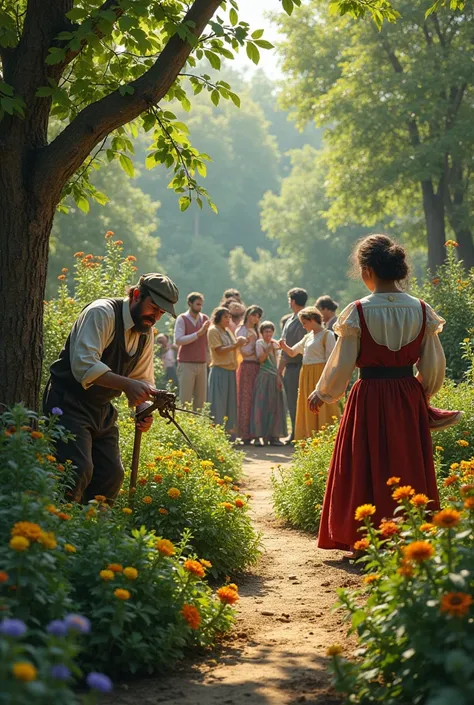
359 366 414 380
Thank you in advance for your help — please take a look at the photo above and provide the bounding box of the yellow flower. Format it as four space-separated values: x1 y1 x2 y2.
167 488 181 500
46 454 56 462
123 567 138 580
114 588 131 601
142 496 152 504
38 531 57 550
386 476 401 486
435 446 444 452
420 522 436 533
219 502 234 512
440 592 472 617
444 475 460 487
326 644 342 657
354 504 376 521
156 539 175 556
100 569 115 581
45 504 58 515
451 463 460 470
363 574 380 585
457 439 469 447
392 485 415 501
199 559 212 568
410 493 430 507
122 507 133 515
305 479 313 486
94 495 106 502
11 521 42 541
433 508 461 528
12 662 37 682
9 536 30 551
184 559 205 578
107 563 123 573
181 604 201 629
64 544 77 553
402 541 434 562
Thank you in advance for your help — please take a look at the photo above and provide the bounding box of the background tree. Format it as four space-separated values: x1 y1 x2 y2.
275 0 474 271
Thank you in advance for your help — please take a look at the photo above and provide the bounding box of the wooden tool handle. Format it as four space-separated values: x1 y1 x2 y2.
128 423 142 505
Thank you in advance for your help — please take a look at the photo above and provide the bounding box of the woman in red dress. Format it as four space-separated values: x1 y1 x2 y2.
309 235 455 552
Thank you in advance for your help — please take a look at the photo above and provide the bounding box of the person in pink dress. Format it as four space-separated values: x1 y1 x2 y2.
308 234 461 553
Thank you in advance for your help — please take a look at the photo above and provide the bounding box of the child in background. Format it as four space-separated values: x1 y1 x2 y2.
155 333 178 389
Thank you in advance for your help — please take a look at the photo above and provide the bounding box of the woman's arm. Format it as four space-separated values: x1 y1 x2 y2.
416 333 446 399
279 337 305 358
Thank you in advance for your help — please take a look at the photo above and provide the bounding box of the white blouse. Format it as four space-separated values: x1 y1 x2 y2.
236 325 258 361
316 293 446 404
291 329 336 365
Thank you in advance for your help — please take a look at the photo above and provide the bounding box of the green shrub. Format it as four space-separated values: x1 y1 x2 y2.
271 423 338 532
0 406 239 680
330 467 474 705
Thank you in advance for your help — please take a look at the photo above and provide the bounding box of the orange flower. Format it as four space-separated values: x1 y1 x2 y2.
154 474 163 483
0 571 8 583
126 255 137 262
363 574 380 585
61 268 68 273
83 254 93 260
410 494 430 508
402 541 434 562
11 522 42 541
444 475 460 487
392 485 415 501
94 495 106 502
397 559 414 578
440 592 472 617
99 569 115 581
138 478 148 486
113 240 123 245
433 508 461 528
445 240 459 247
114 588 131 601
73 251 84 257
57 274 66 280
420 522 435 533
353 539 370 551
142 496 152 505
235 499 246 508
57 512 72 521
107 563 123 573
30 431 43 440
379 521 399 538
464 497 474 510
183 560 205 578
354 504 376 521
386 477 401 486
220 502 234 512
159 508 169 515
461 484 474 495
155 539 175 556
181 604 201 629
216 586 239 605
167 488 181 500
105 231 114 238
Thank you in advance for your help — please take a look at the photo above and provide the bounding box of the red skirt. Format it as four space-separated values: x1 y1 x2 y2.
318 377 440 550
237 360 260 440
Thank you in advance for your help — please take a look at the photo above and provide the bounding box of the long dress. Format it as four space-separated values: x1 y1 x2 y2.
293 330 341 440
236 326 260 440
250 341 288 440
316 293 445 551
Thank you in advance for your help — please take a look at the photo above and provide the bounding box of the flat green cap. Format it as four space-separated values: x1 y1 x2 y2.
139 273 179 318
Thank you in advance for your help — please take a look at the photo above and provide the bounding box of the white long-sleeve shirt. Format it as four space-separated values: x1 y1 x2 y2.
174 311 206 345
69 298 155 389
316 293 446 404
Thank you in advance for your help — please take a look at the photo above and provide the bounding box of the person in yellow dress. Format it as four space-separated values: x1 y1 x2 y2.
279 306 340 440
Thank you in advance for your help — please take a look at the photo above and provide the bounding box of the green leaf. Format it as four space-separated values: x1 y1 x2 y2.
245 42 260 65
282 0 294 15
119 154 135 178
179 196 191 211
36 86 54 98
204 50 221 70
254 40 274 50
229 8 238 26
210 89 220 107
45 47 66 65
252 29 264 39
75 195 90 213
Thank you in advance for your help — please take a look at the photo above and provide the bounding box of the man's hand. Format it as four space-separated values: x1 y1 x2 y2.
136 402 154 432
197 320 211 337
308 390 324 414
124 380 158 407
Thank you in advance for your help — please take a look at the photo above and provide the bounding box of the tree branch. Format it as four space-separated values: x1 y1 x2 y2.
35 0 222 204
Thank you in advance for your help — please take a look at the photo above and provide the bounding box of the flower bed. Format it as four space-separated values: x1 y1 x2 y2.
0 405 240 692
329 465 474 705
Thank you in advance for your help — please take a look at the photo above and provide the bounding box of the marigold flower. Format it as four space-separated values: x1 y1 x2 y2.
38 532 57 550
30 431 43 439
58 274 66 280
156 539 175 556
386 476 401 486
228 583 238 591
181 604 201 629
464 497 474 510
433 508 461 528
12 662 37 682
11 521 42 541
445 239 459 247
216 586 239 605
305 479 313 486
113 240 123 245
363 574 380 585
326 644 343 657
354 504 376 521
46 454 56 463
9 536 30 551
159 508 169 515
83 254 93 260
56 464 65 472
379 520 399 538
168 487 181 499
73 251 84 257
444 475 460 487
397 559 414 578
353 539 370 551
199 559 212 568
142 496 152 504
402 541 434 562
432 278 440 285
392 485 415 501
126 255 137 262
420 522 435 533
0 571 9 582
64 544 77 553
411 493 430 507
86 508 96 519
184 559 205 578
107 563 123 573
440 592 472 617
220 502 234 512
105 231 114 238
94 495 106 502
435 446 444 452
57 512 72 521
234 498 246 508
123 567 138 580
99 569 115 581
457 439 469 447
451 463 460 470
138 478 148 486
114 588 131 601
122 507 133 515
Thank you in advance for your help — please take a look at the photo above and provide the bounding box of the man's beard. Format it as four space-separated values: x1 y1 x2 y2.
131 301 155 333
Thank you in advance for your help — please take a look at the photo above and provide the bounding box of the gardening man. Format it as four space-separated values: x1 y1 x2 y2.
43 273 179 504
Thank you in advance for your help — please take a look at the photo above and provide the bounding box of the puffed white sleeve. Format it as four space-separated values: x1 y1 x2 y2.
315 303 360 404
416 304 446 398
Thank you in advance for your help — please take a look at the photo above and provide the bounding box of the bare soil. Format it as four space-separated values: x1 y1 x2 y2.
109 447 360 705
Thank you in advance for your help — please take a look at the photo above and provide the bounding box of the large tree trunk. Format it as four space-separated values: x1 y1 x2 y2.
0 154 54 409
447 160 474 269
421 179 446 273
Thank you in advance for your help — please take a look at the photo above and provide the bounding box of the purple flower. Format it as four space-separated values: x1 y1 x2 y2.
64 614 91 634
86 672 113 693
46 619 68 637
51 407 63 416
0 618 27 638
50 664 71 680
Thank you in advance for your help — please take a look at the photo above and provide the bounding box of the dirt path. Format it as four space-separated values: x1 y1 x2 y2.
111 447 360 705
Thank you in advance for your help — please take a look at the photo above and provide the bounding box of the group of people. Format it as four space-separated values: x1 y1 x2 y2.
43 233 461 559
168 287 342 445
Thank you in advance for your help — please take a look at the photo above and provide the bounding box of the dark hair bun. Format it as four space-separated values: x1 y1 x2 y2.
356 234 408 282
